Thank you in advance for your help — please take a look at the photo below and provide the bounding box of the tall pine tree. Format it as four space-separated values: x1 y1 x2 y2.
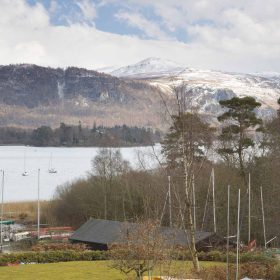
217 96 262 182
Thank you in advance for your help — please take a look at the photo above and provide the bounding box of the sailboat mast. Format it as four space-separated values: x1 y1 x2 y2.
260 186 267 248
23 152 26 173
168 175 172 227
226 185 230 280
212 168 217 233
0 171 4 252
236 189 241 280
37 169 40 240
248 173 251 244
50 153 53 169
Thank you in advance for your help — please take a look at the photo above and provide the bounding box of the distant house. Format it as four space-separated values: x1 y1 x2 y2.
69 218 226 251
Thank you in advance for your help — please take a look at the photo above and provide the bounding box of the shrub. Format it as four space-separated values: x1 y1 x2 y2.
202 251 226 262
273 264 280 280
196 263 275 280
0 250 108 265
32 243 86 252
173 250 276 264
195 266 228 280
240 262 274 279
240 252 277 265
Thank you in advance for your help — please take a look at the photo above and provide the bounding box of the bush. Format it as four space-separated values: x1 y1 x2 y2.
240 262 274 279
32 243 86 252
172 249 276 264
240 252 277 265
196 263 275 280
195 266 228 280
201 251 226 262
273 264 280 280
0 250 108 266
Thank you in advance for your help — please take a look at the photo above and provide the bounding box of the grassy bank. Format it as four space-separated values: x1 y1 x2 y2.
3 201 49 222
0 260 224 280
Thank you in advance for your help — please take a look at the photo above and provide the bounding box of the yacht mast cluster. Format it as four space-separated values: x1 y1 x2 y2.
21 151 57 176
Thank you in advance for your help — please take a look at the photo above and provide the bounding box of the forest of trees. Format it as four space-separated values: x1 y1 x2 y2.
42 96 280 253
0 123 161 147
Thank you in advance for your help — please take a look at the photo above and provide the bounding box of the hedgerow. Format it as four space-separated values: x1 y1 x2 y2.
0 250 108 266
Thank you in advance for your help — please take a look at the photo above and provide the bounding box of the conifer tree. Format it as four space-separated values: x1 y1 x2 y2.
217 96 262 182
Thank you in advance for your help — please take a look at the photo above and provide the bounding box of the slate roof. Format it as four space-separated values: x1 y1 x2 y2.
70 218 215 247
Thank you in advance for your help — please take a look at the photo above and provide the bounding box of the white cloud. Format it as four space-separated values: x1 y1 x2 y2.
0 0 49 28
115 11 170 40
14 41 46 63
76 0 97 22
109 0 280 72
0 0 279 73
49 0 58 14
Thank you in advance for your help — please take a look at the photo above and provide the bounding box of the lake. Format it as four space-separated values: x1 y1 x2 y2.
0 145 162 202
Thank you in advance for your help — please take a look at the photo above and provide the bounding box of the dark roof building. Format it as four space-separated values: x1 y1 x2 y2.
70 218 225 251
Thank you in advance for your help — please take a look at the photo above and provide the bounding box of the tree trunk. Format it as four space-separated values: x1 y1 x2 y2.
238 145 247 185
136 267 143 280
183 156 200 272
239 129 247 185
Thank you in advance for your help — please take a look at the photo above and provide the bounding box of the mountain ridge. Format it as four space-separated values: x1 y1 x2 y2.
0 63 164 128
109 57 187 78
106 57 280 120
0 59 279 129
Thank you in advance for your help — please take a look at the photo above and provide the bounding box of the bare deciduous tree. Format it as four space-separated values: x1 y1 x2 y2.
92 148 130 219
109 220 172 280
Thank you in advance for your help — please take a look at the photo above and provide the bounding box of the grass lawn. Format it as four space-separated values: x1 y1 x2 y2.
0 260 225 280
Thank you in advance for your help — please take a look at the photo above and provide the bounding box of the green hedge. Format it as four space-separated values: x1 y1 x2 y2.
0 250 108 266
173 250 277 264
0 249 276 266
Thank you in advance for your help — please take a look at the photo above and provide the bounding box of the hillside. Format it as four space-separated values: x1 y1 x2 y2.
0 64 164 128
0 60 279 128
110 57 186 78
109 58 280 121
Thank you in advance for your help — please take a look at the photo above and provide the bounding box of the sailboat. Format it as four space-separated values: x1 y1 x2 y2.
22 152 28 176
48 153 57 174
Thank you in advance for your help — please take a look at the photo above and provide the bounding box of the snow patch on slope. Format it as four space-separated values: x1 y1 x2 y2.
148 68 280 121
111 57 186 78
107 57 280 122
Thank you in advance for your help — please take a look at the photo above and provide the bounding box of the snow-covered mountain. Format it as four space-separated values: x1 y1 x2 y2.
110 57 186 78
109 58 280 121
0 59 279 129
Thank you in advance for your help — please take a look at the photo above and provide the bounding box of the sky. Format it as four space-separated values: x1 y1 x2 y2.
0 0 279 73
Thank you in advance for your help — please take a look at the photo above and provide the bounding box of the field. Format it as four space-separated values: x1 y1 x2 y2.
0 260 224 280
3 201 49 222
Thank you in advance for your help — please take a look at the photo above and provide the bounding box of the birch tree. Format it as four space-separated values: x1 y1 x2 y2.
161 83 214 272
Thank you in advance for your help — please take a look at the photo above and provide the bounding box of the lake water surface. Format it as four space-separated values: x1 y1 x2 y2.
0 145 161 201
